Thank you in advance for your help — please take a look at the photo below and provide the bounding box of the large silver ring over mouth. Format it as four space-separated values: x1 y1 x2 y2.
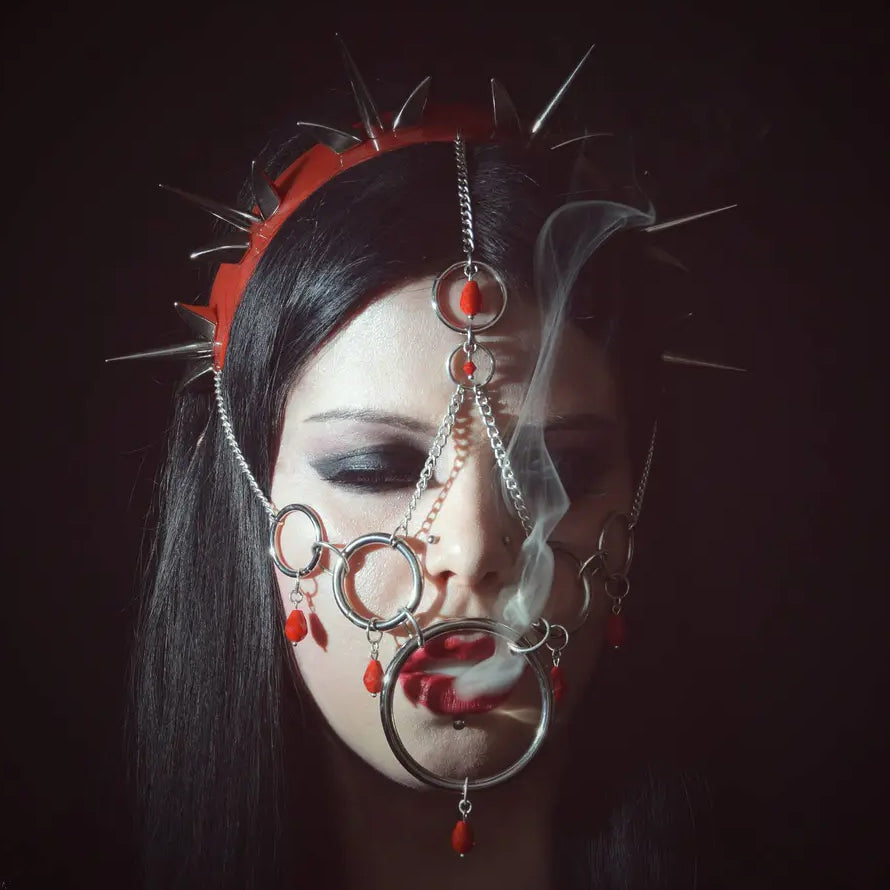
379 617 554 791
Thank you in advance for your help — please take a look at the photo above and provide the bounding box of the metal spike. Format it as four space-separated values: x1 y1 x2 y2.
295 121 363 153
529 43 595 140
189 242 250 262
662 351 747 372
105 341 214 363
335 34 384 140
159 184 260 232
490 79 522 133
250 160 280 219
392 76 432 131
180 359 215 389
174 303 216 341
642 204 738 234
549 132 613 150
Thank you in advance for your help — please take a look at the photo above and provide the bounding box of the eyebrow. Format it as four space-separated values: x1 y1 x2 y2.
302 408 616 438
303 409 438 436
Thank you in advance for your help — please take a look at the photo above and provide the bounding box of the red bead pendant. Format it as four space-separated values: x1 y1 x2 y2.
284 609 308 643
363 658 384 695
459 280 482 317
606 613 626 649
451 819 475 856
462 360 477 377
550 665 567 702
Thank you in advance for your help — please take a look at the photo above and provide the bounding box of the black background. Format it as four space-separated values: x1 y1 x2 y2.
3 1 887 887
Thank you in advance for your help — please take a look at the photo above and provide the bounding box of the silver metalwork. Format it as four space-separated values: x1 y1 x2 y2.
546 623 569 670
426 534 439 545
295 121 363 153
250 159 281 220
158 184 260 232
431 261 509 333
105 341 212 363
662 351 747 372
188 242 251 262
269 503 323 578
312 540 350 578
642 204 737 234
213 369 277 519
604 572 630 606
549 132 613 151
330 533 423 631
179 360 214 389
502 536 512 546
629 421 657 527
454 133 474 269
473 386 533 535
336 34 384 140
596 511 635 576
394 386 465 537
548 542 592 633
447 342 495 388
507 618 552 654
459 777 472 817
490 79 522 133
399 608 424 648
392 76 431 131
173 303 216 341
379 618 553 791
528 44 595 140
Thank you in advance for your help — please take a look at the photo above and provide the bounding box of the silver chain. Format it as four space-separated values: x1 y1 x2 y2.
213 368 277 521
394 385 466 538
454 134 475 273
629 421 657 527
473 386 533 535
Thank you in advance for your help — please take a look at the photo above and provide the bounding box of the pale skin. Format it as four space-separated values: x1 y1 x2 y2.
269 277 632 889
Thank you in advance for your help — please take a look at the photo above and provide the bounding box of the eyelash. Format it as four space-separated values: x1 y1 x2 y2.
311 447 426 494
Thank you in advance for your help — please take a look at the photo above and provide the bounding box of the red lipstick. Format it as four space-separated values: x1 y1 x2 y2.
399 633 520 716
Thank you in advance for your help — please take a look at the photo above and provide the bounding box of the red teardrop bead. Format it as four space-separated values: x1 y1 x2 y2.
451 819 475 856
284 609 308 643
605 613 626 649
363 658 384 695
459 280 482 317
462 360 477 377
550 665 567 702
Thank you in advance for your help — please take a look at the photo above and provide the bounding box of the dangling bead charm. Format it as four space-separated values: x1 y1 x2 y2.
285 609 308 643
550 663 567 703
284 581 308 643
452 778 475 856
459 279 482 317
462 360 477 377
363 621 384 696
606 610 626 649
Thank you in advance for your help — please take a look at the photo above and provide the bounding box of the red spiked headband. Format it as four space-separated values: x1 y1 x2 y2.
108 39 741 384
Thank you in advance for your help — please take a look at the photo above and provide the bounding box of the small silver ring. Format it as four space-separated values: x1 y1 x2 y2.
431 260 509 333
507 618 551 654
269 504 323 578
312 540 350 576
447 343 495 389
604 572 631 603
380 618 553 791
331 533 424 631
399 608 424 648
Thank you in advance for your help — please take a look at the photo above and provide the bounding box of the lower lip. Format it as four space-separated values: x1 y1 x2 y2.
399 671 516 715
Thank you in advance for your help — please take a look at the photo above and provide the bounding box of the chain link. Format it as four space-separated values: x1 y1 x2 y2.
473 386 533 535
454 134 475 271
394 385 466 537
629 421 657 527
213 368 277 521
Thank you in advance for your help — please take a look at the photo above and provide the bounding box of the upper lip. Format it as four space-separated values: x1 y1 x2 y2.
401 633 495 674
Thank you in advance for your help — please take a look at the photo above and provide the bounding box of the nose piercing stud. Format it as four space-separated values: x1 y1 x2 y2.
426 534 439 544
502 535 512 546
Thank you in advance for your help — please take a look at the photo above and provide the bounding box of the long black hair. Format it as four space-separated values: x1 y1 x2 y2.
133 136 700 889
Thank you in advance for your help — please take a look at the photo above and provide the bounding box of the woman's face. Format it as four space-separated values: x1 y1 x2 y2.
270 277 632 786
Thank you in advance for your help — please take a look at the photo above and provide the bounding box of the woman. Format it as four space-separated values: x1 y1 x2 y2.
121 43 727 889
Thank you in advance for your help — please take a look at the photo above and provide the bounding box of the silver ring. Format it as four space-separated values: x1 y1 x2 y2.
447 343 495 389
380 618 553 791
604 572 631 603
549 542 593 633
269 503 323 578
330 533 424 631
507 618 551 654
431 261 509 333
399 608 424 648
312 540 350 576
597 512 635 576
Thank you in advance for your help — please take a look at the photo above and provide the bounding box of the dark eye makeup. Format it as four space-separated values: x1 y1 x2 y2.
309 444 428 493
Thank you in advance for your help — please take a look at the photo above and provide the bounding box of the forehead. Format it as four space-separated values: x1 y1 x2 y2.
284 278 620 422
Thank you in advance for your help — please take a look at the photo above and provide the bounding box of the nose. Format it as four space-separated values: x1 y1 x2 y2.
421 444 519 598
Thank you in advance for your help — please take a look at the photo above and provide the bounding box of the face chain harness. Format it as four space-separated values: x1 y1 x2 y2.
110 37 742 856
